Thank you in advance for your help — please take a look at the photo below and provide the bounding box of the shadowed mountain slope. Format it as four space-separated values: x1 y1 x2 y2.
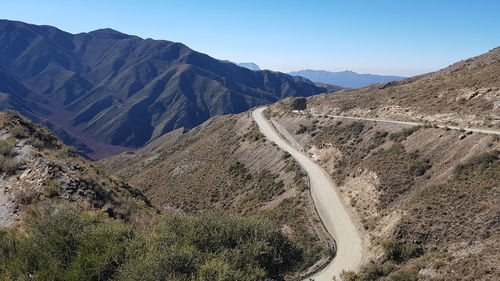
0 19 340 158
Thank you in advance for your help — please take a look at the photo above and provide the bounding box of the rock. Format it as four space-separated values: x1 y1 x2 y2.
290 97 307 110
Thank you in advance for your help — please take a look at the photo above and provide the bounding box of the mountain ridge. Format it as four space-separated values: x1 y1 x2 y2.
289 69 406 88
0 19 340 159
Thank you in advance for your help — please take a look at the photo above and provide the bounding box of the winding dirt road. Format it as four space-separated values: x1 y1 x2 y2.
303 112 500 135
252 107 364 281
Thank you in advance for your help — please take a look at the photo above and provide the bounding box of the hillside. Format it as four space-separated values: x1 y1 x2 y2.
0 110 310 281
102 48 500 280
305 47 500 130
0 110 153 227
101 111 336 277
0 19 340 159
289 70 405 88
261 49 500 280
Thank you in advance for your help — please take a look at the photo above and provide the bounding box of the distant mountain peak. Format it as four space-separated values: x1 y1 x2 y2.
236 62 261 71
288 69 406 88
88 28 137 39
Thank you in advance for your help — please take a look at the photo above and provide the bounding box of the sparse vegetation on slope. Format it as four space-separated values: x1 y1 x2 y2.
306 47 500 130
0 110 305 280
0 206 302 281
101 113 335 275
266 88 499 280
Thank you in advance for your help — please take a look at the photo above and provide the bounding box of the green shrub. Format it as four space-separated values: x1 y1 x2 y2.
407 160 432 176
358 263 394 280
454 150 499 180
388 127 420 142
384 267 419 281
0 156 21 175
0 138 16 156
339 270 359 281
0 209 301 281
380 239 422 263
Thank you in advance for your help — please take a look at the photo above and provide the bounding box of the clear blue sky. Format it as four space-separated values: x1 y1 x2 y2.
1 0 499 76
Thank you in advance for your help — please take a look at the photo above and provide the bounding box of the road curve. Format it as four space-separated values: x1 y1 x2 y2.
303 112 500 136
252 107 364 280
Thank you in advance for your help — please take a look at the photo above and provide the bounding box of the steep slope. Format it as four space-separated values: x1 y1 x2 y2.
101 111 336 278
0 113 303 281
0 19 340 159
262 48 500 280
306 47 500 130
0 110 152 227
289 70 405 88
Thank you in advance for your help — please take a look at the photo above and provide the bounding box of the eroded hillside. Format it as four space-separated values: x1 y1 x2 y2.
306 47 500 129
101 112 336 276
0 110 309 281
262 86 499 280
0 110 152 227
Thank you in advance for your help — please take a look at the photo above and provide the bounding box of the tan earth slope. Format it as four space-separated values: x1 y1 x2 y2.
100 111 337 278
102 48 499 281
262 47 499 280
306 47 500 130
0 111 152 227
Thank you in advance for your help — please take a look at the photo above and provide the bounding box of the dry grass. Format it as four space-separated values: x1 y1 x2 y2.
101 113 333 272
267 95 499 280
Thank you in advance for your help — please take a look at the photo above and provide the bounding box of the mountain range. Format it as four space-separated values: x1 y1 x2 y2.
0 19 339 159
235 62 407 88
102 47 500 280
288 69 406 88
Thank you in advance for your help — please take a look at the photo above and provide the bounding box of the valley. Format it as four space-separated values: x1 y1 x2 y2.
0 13 498 281
0 20 339 159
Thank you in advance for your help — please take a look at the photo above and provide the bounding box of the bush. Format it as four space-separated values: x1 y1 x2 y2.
0 156 21 175
388 127 420 142
296 124 308 134
0 209 302 281
0 138 16 156
339 270 359 281
43 179 61 198
380 239 422 263
407 160 432 176
454 150 499 180
384 267 419 281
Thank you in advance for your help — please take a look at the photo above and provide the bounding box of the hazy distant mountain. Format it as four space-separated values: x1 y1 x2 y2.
236 62 261 71
289 70 405 88
0 20 340 159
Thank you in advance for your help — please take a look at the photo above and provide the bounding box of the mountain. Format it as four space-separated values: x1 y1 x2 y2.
289 69 405 88
103 47 500 280
0 20 340 159
263 47 500 280
0 110 304 281
236 62 261 71
100 111 335 274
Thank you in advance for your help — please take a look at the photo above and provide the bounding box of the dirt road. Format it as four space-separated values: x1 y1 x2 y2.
302 112 500 135
253 107 364 280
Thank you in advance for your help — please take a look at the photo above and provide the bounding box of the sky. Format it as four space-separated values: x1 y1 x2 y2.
1 0 499 76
